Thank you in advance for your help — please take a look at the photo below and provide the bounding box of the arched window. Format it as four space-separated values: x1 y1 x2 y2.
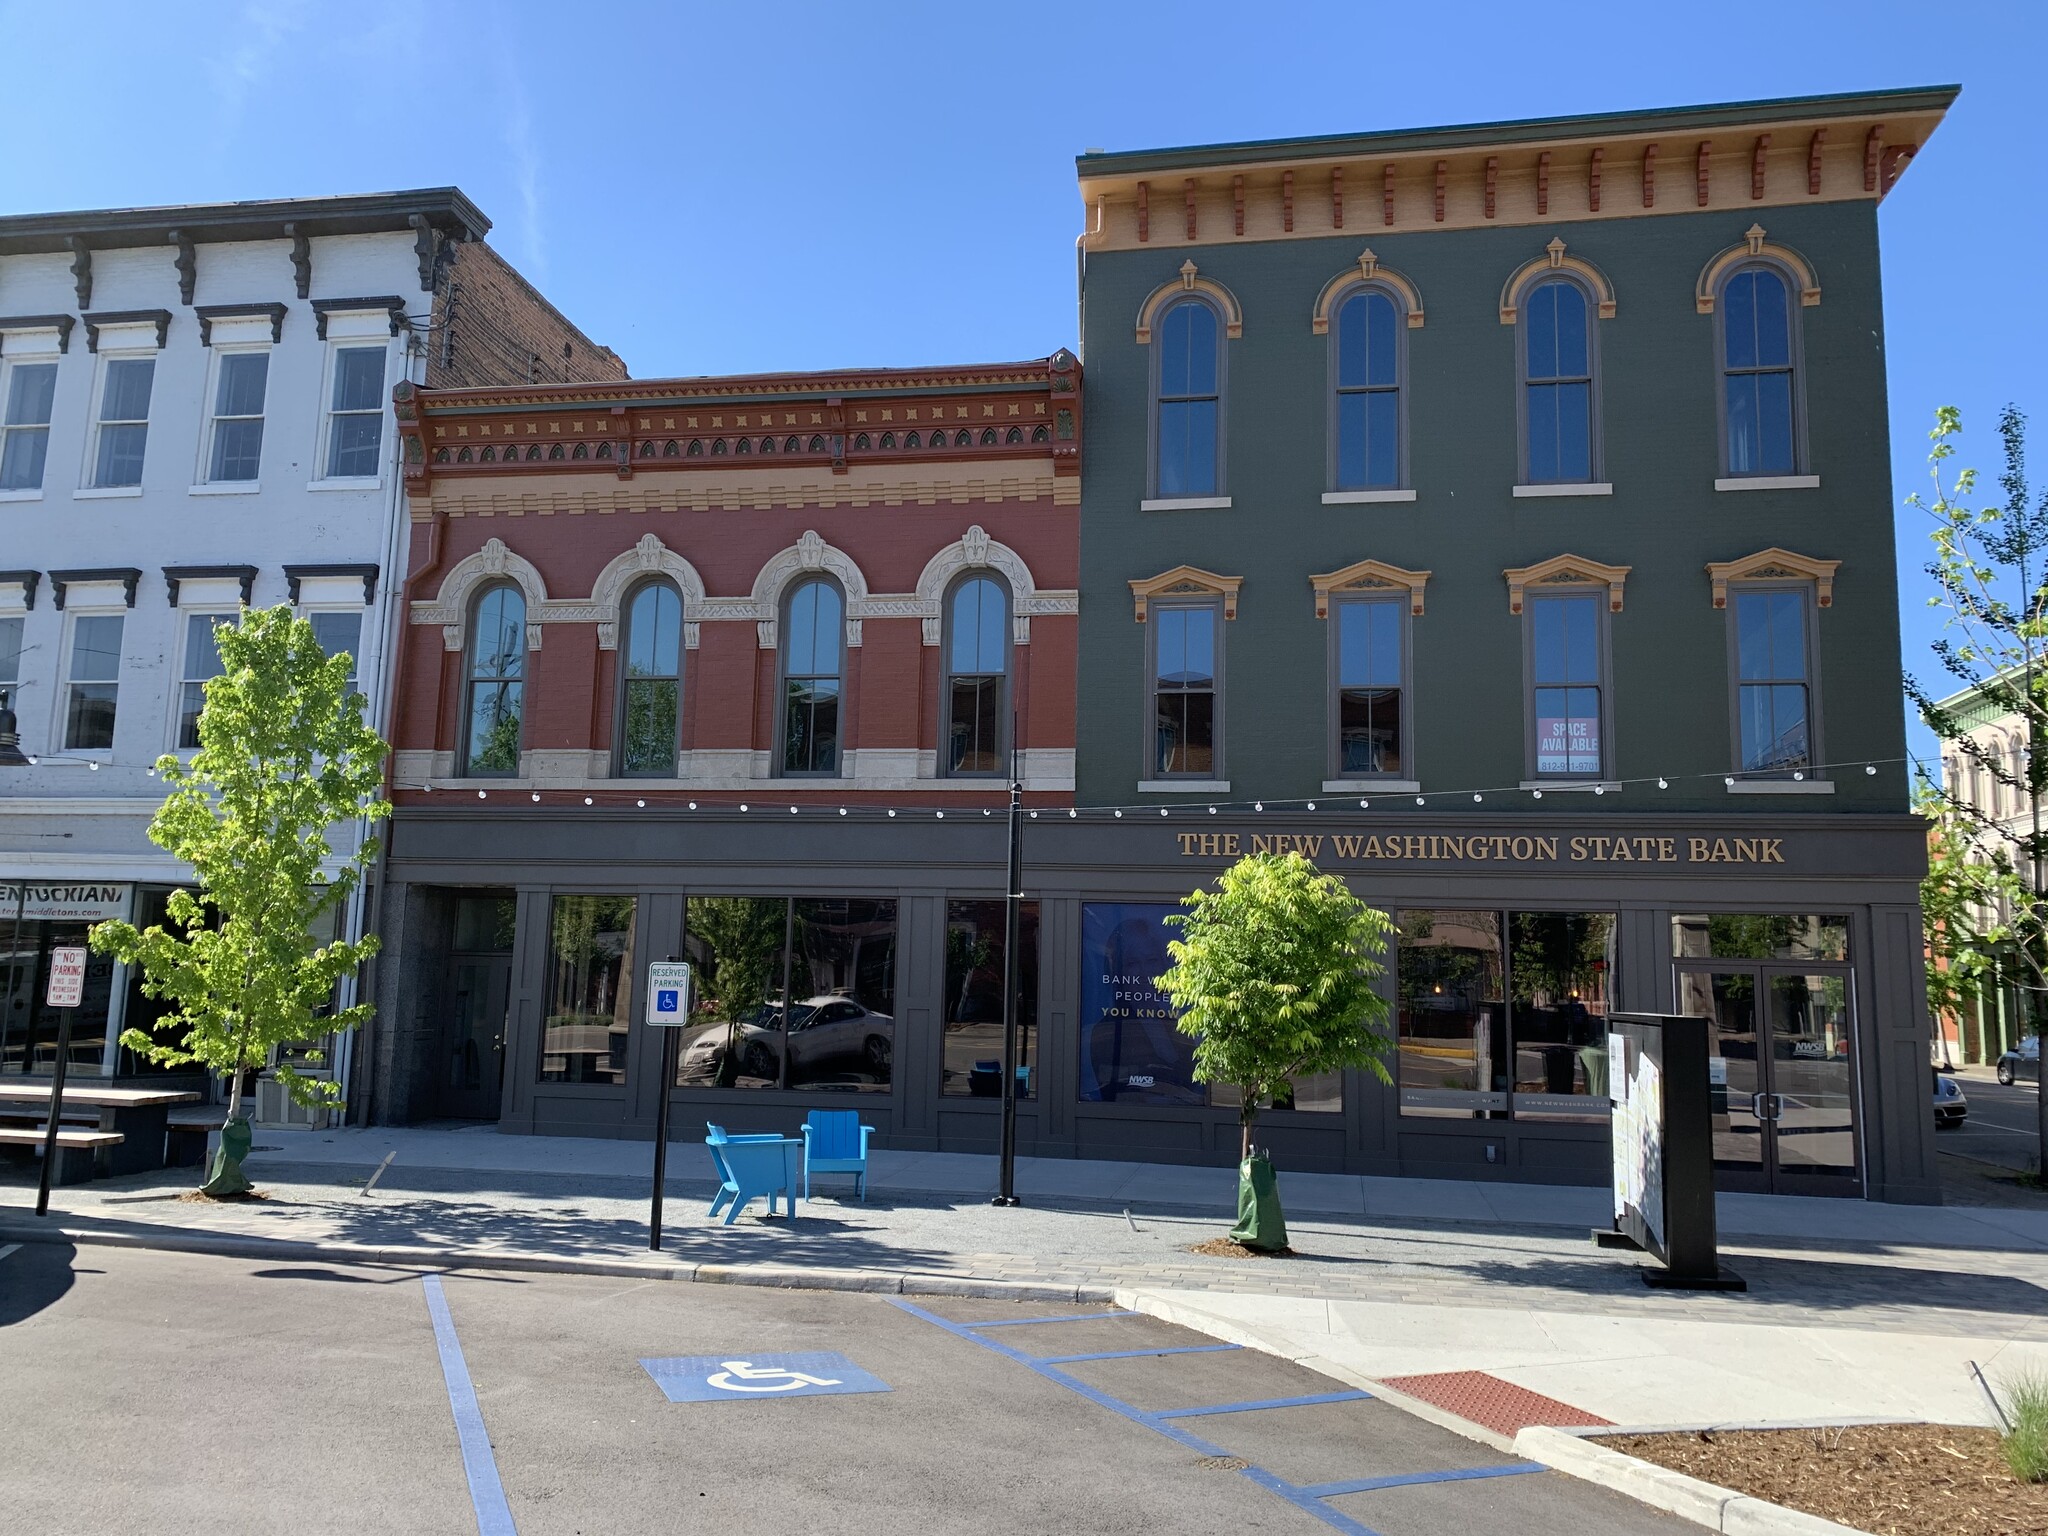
1333 287 1402 490
780 579 843 776
617 580 682 777
943 574 1009 776
1154 298 1220 498
463 584 525 777
1720 266 1799 477
1521 278 1596 484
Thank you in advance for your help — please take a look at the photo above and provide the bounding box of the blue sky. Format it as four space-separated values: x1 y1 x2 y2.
2 0 2040 769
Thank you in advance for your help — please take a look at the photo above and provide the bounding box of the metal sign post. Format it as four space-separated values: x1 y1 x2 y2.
644 959 694 1250
35 945 88 1217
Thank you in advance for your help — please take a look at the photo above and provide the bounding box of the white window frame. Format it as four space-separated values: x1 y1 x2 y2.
58 605 125 757
312 332 393 488
172 610 239 752
0 349 62 501
82 350 156 495
0 610 25 716
196 344 271 490
302 604 369 700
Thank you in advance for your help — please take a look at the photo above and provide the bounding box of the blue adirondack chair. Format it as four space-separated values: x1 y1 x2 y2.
801 1110 875 1200
705 1123 802 1224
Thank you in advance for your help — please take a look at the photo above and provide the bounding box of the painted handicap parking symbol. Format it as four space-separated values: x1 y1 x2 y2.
640 1351 890 1403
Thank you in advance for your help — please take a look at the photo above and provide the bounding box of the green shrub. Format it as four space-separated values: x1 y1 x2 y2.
2001 1371 2048 1483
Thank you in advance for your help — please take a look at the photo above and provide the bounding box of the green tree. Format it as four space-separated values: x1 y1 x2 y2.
1157 849 1392 1144
1919 782 2028 1058
1906 404 2048 1172
90 606 389 1194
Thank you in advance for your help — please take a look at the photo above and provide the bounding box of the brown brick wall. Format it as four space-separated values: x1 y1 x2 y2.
424 239 625 388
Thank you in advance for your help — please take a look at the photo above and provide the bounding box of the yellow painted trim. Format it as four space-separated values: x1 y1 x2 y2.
1129 564 1242 623
1311 252 1425 334
1309 558 1431 618
1695 226 1821 313
1705 547 1839 608
1502 553 1631 614
1498 238 1617 324
1135 261 1245 344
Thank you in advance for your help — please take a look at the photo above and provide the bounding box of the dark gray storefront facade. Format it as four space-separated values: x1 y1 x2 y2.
368 803 1938 1204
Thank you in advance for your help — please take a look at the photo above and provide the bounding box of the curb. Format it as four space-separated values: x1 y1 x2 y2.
1514 1425 1875 1536
0 1221 1117 1307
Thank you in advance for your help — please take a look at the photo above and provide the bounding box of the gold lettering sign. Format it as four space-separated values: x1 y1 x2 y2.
1173 831 1785 865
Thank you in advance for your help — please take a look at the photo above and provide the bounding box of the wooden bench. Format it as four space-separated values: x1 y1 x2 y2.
0 1085 202 1176
0 1125 126 1186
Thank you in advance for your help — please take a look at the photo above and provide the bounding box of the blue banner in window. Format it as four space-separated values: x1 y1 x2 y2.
1078 903 1200 1105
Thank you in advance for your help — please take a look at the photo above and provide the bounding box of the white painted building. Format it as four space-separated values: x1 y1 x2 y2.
0 191 621 1120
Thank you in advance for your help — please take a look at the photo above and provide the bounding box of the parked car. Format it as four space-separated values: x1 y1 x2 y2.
1997 1035 2042 1087
678 995 894 1085
1933 1069 1968 1128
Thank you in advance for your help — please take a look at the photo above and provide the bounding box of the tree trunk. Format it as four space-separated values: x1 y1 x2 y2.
1240 1097 1256 1162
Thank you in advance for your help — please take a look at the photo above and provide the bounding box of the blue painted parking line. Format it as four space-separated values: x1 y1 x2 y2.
1156 1389 1373 1419
1296 1463 1547 1498
421 1274 519 1536
640 1351 891 1403
1033 1343 1242 1364
958 1310 1141 1328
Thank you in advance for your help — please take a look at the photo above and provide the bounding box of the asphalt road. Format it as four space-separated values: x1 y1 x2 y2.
0 1242 1699 1536
1943 1069 2043 1175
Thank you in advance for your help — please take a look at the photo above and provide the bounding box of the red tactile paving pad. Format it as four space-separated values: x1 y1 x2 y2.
1378 1371 1612 1438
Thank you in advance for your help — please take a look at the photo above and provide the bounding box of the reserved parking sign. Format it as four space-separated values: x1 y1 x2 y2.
646 961 693 1026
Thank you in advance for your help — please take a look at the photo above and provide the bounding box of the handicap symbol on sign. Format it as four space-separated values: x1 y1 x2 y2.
656 989 680 1013
640 1351 891 1403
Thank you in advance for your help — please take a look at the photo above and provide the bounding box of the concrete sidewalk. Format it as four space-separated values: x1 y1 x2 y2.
5 1122 2046 1439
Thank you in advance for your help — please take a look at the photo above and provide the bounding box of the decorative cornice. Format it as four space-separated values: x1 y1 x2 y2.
1502 554 1631 614
169 229 197 305
162 564 257 606
1705 547 1839 608
1129 565 1242 623
284 222 313 299
0 570 39 611
1498 239 1616 323
411 358 1069 413
81 309 171 351
1309 559 1431 618
1134 261 1243 343
0 315 74 354
283 563 380 605
194 302 287 345
0 189 489 260
1694 225 1821 313
1310 251 1425 333
48 568 142 610
312 295 409 339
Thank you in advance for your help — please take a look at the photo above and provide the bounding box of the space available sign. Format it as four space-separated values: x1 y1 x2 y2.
1536 716 1599 775
0 883 130 922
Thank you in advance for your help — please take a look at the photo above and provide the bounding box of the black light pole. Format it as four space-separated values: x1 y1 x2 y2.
992 734 1023 1208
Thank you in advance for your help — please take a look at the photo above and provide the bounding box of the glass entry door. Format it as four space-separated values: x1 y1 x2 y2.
1675 965 1859 1196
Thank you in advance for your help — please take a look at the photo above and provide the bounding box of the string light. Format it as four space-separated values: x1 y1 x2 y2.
1358 799 1369 809
1207 805 1217 815
740 803 750 812
1254 802 1263 812
1657 778 1668 789
838 807 848 816
476 790 486 799
1865 764 1878 775
1473 793 1482 802
1593 786 1604 796
790 806 799 814
688 801 697 809
1415 796 1424 805
1532 790 1543 799
1158 808 1168 816
636 799 646 808
936 810 945 819
584 796 594 805
531 792 541 802
1114 810 1123 818
1306 801 1316 811
887 809 897 817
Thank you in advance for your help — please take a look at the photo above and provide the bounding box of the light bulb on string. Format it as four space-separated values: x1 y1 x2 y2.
1865 764 1877 775
89 761 99 771
1593 786 1604 796
1725 777 1735 787
1158 808 1168 817
531 792 540 802
1532 790 1543 799
1657 778 1668 789
1359 799 1369 809
1474 793 1482 802
983 809 992 816
636 799 646 808
688 801 697 810
1068 809 1077 818
838 808 847 816
1415 796 1424 805
1254 802 1263 812
1793 771 1805 781
790 806 799 814
1114 810 1122 818
740 803 750 812
1207 805 1217 815
936 810 945 819
887 809 897 817
1029 810 1039 819
584 797 593 806
1306 801 1316 811
477 790 486 800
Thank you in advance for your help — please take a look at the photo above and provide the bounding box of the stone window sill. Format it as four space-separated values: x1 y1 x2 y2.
189 482 261 496
1715 475 1820 492
1518 779 1621 793
0 488 44 502
1321 489 1416 505
1513 482 1612 498
1137 779 1231 793
1140 496 1231 511
306 477 382 493
74 486 142 499
1322 779 1421 794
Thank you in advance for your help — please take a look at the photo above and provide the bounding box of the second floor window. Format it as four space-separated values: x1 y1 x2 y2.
1530 592 1604 778
309 611 364 695
1 361 57 492
1522 279 1594 484
1334 597 1404 777
207 352 269 483
177 613 235 749
781 579 842 776
1155 299 1220 498
618 581 683 777
0 614 21 712
1733 588 1812 774
1152 603 1217 778
1722 267 1798 476
944 574 1008 776
462 585 525 777
326 347 386 478
1334 288 1401 489
93 357 155 488
65 613 123 750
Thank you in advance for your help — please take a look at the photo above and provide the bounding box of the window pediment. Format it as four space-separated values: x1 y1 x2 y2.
1309 559 1430 618
1311 251 1424 333
1129 565 1241 623
1705 547 1838 608
1499 239 1616 324
1502 553 1630 614
1135 261 1243 343
1696 226 1820 314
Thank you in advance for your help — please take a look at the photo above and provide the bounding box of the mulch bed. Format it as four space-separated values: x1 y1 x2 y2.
174 1189 269 1203
1185 1238 1296 1259
1597 1424 2046 1536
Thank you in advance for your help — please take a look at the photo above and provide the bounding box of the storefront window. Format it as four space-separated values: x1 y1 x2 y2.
1672 913 1847 962
678 896 895 1092
4 884 131 1077
942 900 1038 1098
538 895 635 1084
1398 908 1615 1119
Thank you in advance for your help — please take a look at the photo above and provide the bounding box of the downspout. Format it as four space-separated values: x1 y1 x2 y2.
1074 197 1102 363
